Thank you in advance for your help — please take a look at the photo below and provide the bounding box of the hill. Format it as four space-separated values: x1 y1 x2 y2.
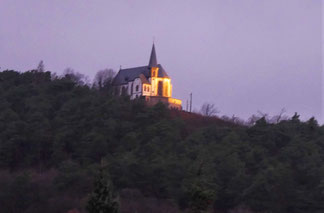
0 70 324 213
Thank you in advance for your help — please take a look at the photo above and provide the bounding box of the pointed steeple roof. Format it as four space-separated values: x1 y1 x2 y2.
148 43 158 68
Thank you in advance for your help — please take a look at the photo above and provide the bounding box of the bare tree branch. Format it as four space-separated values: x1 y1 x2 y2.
200 103 220 117
93 68 116 91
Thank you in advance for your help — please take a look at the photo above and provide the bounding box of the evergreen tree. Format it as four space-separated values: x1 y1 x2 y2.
37 60 45 72
188 183 215 213
86 168 119 213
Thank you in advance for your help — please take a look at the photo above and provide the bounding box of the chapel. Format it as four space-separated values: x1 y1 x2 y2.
113 44 182 110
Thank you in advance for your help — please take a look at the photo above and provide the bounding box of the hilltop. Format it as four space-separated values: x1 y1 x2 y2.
0 70 323 213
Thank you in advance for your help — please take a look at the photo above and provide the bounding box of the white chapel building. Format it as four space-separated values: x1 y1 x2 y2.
112 44 182 110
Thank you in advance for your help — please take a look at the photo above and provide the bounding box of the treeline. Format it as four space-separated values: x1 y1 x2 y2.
0 70 324 213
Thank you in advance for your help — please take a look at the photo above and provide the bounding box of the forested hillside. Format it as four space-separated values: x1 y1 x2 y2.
0 70 324 213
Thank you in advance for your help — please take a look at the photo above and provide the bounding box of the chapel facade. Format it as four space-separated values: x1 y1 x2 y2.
113 44 182 110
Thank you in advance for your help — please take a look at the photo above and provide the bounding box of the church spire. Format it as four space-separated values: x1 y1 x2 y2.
148 43 158 68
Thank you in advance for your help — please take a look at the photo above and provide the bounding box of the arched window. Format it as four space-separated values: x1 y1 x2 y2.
152 71 155 77
164 83 168 97
144 85 146 92
158 81 163 96
136 85 139 92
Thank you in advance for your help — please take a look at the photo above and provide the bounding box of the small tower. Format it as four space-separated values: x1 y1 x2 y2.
148 43 158 68
149 43 160 96
149 43 159 77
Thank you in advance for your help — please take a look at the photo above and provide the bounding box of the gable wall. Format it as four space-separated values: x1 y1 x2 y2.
130 78 142 99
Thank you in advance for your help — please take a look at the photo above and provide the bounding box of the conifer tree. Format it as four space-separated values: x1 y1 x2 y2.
37 60 45 72
86 168 119 213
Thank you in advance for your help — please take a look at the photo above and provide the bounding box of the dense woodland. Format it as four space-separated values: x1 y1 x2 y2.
0 69 324 213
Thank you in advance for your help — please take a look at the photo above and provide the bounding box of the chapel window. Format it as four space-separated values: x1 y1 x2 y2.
136 85 139 91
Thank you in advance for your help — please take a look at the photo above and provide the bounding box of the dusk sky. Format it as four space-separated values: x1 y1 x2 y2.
0 0 322 122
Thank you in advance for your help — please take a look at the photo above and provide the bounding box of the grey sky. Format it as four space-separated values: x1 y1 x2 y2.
0 0 322 122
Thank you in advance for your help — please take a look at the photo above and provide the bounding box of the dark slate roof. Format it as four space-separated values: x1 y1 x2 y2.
139 74 149 84
113 64 169 85
148 44 158 67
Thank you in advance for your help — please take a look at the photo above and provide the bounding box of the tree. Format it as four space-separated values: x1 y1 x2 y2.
93 69 116 91
200 103 219 117
270 108 288 123
63 68 89 86
247 108 289 125
188 184 215 213
86 168 119 213
37 60 45 72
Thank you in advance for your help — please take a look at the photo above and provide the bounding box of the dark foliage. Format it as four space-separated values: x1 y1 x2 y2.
0 70 324 213
86 168 119 213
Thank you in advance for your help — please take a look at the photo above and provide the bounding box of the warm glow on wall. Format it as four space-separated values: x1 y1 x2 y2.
151 67 159 78
169 98 182 105
146 67 181 109
162 78 171 97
